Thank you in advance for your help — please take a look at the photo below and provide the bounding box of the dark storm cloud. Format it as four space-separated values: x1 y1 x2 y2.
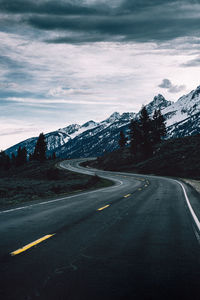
29 14 200 43
0 0 99 15
1 0 200 43
46 33 109 44
158 79 186 93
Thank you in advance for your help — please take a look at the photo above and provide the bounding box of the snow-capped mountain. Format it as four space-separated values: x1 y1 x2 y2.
161 86 200 137
6 120 99 157
6 85 200 159
145 94 173 115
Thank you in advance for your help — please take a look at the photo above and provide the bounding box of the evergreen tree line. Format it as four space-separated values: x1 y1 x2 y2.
0 107 165 170
0 133 56 171
118 107 166 161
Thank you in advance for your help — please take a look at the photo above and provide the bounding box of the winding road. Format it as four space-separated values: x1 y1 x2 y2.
0 159 200 299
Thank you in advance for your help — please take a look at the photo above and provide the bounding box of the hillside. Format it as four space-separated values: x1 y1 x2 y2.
85 135 200 180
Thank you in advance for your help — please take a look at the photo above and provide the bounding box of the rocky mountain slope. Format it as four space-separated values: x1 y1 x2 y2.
6 85 200 159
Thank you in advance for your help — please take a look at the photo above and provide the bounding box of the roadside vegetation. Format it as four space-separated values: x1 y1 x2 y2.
87 136 200 179
0 159 112 209
0 133 112 209
83 107 200 180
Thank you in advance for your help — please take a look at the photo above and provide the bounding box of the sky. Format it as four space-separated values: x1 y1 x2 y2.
1 0 200 150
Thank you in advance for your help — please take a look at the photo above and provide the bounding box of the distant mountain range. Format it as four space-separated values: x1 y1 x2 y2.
6 85 200 159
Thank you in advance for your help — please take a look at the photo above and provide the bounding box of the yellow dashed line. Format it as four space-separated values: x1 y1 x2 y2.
97 204 110 211
10 234 55 256
124 194 131 198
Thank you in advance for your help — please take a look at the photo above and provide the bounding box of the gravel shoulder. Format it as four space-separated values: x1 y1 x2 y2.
182 178 200 194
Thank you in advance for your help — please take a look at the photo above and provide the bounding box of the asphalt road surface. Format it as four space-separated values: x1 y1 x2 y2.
0 159 200 300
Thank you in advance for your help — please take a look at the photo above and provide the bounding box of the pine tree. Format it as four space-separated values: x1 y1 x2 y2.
16 146 27 166
156 109 167 140
16 147 21 167
118 131 127 148
139 106 153 158
129 119 143 157
33 133 47 162
21 147 27 165
5 155 11 169
152 109 167 144
129 107 166 161
0 151 6 169
52 152 56 160
11 153 16 166
0 151 8 170
29 152 33 161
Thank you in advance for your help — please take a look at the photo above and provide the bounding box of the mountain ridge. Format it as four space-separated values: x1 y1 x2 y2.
6 85 200 158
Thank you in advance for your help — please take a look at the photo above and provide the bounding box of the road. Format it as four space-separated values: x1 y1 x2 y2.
0 159 200 300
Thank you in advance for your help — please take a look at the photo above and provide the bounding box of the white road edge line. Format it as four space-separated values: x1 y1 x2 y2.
3 158 199 235
174 179 200 233
0 167 123 215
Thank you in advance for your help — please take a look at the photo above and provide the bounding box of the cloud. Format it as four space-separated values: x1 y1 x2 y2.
0 0 100 15
27 11 200 44
0 128 33 137
158 79 172 89
1 0 200 44
158 79 186 93
181 56 200 67
1 0 200 151
0 82 19 89
47 86 92 97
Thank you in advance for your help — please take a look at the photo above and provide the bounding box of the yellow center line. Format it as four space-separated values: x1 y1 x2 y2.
97 204 110 211
10 234 55 256
124 194 131 198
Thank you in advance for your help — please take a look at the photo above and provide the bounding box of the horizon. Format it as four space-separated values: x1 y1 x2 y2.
1 0 200 149
3 88 196 151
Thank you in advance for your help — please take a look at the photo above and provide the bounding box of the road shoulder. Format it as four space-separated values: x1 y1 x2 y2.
182 178 200 194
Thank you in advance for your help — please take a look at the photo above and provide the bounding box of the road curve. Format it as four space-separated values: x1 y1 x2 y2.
0 159 200 300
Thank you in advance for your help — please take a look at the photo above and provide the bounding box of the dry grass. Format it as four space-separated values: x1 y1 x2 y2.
0 160 112 208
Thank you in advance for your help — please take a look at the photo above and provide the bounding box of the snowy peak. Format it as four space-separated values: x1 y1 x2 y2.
167 85 200 118
160 85 200 128
153 94 168 104
82 120 98 128
59 124 80 135
146 94 173 115
177 85 200 105
121 112 135 120
5 84 200 159
104 112 121 123
191 85 200 100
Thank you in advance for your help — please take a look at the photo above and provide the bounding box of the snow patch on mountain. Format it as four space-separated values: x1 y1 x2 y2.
162 87 200 128
104 112 121 123
70 121 98 139
145 94 173 115
5 85 200 159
